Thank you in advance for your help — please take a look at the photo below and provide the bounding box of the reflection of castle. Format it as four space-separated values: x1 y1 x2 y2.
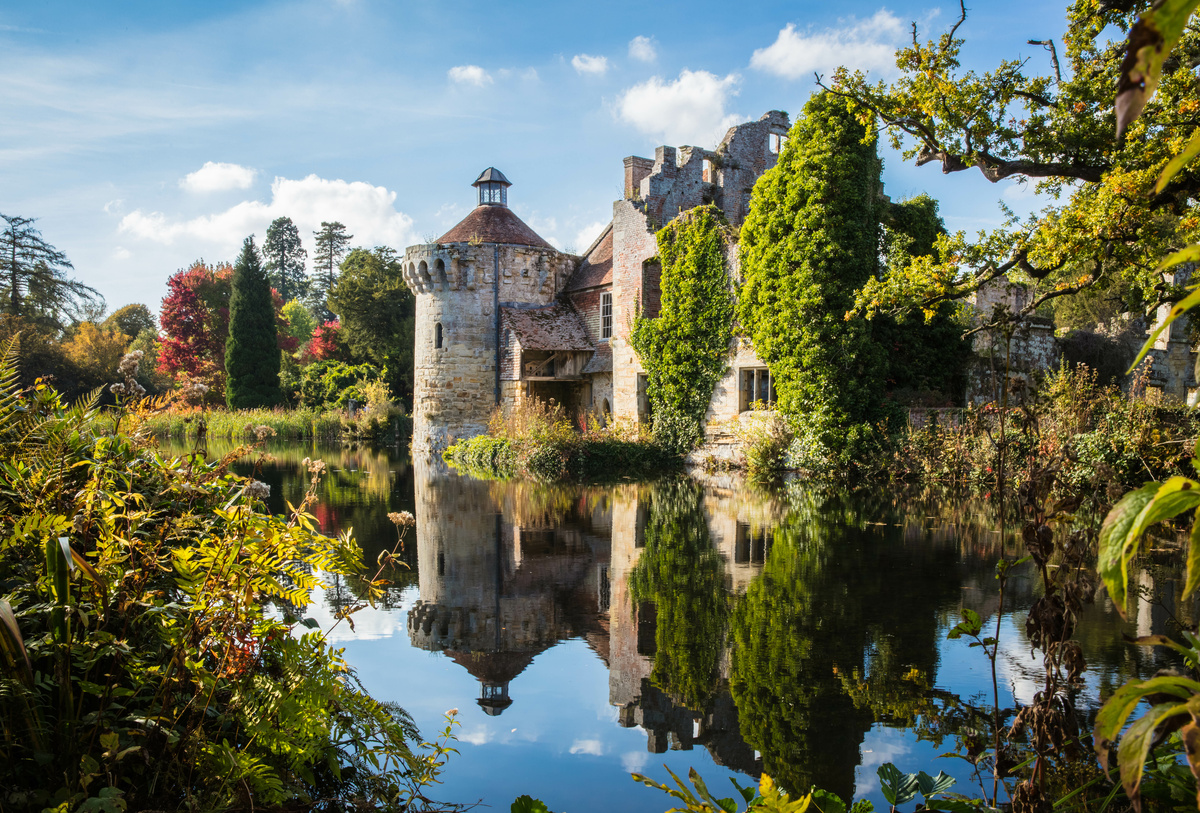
407 460 609 714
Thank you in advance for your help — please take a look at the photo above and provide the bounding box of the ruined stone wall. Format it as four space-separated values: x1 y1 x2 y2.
590 372 613 417
402 241 577 456
612 112 790 428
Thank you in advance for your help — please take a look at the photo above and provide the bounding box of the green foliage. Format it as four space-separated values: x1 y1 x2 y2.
328 246 416 407
511 795 554 813
0 341 451 811
102 303 155 340
738 92 887 462
299 359 381 409
225 237 283 409
835 0 1200 327
630 765 823 813
629 479 728 710
281 299 317 349
444 399 676 483
632 205 735 453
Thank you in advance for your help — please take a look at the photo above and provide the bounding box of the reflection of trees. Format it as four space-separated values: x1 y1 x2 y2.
630 479 729 711
730 489 961 802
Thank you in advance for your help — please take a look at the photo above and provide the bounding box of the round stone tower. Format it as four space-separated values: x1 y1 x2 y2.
401 168 577 457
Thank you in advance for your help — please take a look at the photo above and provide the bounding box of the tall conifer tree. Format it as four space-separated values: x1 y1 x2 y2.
225 237 282 408
262 217 308 302
308 221 352 322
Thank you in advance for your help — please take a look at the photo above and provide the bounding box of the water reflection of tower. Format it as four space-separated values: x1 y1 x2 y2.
407 459 605 714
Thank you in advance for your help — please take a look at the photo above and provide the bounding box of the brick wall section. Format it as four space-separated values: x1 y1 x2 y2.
567 288 605 343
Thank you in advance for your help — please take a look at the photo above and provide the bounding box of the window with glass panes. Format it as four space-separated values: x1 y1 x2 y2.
600 293 613 339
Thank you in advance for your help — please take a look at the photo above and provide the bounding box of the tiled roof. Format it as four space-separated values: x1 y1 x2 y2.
582 342 612 374
565 223 613 291
438 205 554 249
501 303 594 351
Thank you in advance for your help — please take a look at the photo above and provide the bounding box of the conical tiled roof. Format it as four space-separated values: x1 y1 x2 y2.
437 205 555 249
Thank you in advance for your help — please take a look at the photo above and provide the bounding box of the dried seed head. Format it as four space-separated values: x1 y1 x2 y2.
243 480 271 500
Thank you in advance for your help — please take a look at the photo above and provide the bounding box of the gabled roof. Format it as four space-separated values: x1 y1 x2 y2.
501 303 594 351
565 223 613 291
438 205 555 249
582 342 612 374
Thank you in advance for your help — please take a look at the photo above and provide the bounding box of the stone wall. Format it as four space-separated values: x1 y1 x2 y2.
402 241 577 457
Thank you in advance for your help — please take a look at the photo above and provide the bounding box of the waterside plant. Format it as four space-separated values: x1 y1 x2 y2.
0 342 455 812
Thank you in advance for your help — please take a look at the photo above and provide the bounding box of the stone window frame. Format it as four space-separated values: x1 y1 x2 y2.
600 292 613 340
434 322 444 349
739 367 775 412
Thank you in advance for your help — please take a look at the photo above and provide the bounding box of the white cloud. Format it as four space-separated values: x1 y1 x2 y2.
448 64 493 87
628 36 657 63
459 726 494 746
573 221 607 253
119 174 416 258
620 751 650 774
569 739 605 756
750 11 906 80
180 161 257 193
617 69 742 146
572 54 608 76
113 246 131 261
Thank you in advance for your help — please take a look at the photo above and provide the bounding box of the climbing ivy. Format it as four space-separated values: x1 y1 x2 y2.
631 204 735 452
738 92 887 467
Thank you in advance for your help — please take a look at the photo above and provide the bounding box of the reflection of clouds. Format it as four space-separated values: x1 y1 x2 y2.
621 751 650 774
459 726 493 746
856 728 912 795
302 583 412 642
569 739 605 756
597 705 619 722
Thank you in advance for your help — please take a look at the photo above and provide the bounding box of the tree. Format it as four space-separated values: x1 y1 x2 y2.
63 321 130 392
631 206 736 452
0 213 102 330
263 217 308 302
225 237 282 409
309 221 352 322
103 303 156 342
327 246 416 406
829 0 1200 326
280 300 317 349
158 261 234 395
738 92 889 465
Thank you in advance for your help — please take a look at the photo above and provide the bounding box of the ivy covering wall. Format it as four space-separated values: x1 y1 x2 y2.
631 204 736 451
737 92 888 464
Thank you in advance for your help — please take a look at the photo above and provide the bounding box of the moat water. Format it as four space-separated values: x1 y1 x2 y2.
163 438 1189 811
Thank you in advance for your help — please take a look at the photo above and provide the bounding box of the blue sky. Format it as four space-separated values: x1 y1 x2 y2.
2 0 1071 315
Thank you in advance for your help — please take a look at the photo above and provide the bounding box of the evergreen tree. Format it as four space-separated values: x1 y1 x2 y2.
262 217 308 302
308 221 352 322
738 92 887 467
225 237 282 408
1 213 102 330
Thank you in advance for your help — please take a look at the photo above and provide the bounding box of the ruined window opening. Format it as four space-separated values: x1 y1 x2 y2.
702 158 714 183
768 133 783 154
739 368 775 411
435 322 443 349
600 292 613 339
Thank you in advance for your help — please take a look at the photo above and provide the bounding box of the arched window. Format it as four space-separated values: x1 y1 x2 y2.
435 258 448 289
435 322 443 349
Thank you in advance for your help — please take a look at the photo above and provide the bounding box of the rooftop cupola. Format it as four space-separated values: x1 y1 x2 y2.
473 167 511 207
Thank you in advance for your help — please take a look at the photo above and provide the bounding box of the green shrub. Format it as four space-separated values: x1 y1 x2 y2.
0 344 451 811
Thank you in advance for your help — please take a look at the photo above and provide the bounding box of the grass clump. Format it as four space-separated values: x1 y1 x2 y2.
445 398 677 482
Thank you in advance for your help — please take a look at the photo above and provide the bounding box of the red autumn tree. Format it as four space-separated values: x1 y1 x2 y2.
160 261 296 396
303 320 344 362
158 261 233 395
